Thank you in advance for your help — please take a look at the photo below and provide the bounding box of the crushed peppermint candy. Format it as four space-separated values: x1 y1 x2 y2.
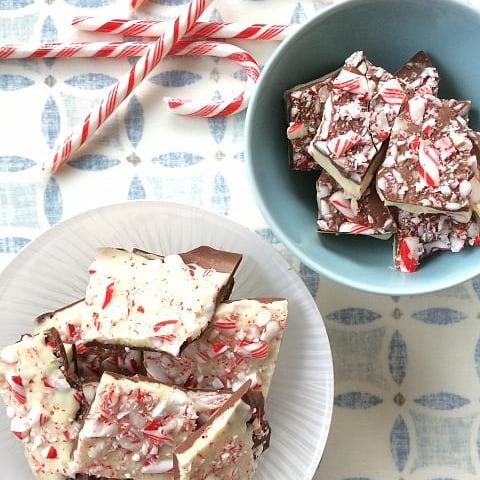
284 72 337 170
307 50 405 199
284 50 480 271
395 210 480 272
376 95 478 215
0 328 82 477
316 170 396 237
144 298 288 396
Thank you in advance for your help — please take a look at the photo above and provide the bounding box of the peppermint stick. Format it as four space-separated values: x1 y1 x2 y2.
72 17 299 40
47 0 212 174
166 39 260 117
0 41 150 59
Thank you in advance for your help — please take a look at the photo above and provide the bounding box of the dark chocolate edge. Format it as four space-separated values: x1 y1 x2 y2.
283 69 340 171
35 298 85 326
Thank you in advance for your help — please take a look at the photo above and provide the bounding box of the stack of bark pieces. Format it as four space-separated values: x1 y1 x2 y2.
0 246 288 480
285 51 480 271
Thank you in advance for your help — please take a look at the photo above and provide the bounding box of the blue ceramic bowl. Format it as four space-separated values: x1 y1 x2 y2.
245 0 480 295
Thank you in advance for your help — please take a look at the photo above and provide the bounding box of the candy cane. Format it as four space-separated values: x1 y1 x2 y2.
165 39 260 117
72 17 298 40
0 41 150 59
46 0 212 174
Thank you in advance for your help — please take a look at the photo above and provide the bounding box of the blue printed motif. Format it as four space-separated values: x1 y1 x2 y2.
388 330 407 385
40 15 58 43
128 176 146 200
64 73 118 90
472 277 480 300
0 156 35 172
0 237 30 253
125 95 144 148
334 392 383 409
0 75 34 91
208 117 226 144
0 0 33 9
41 96 60 148
411 412 476 473
0 183 39 228
326 308 380 325
211 173 229 216
412 308 466 325
151 152 204 168
64 0 115 7
43 177 62 226
414 393 470 410
67 154 120 171
475 338 480 381
150 71 202 87
291 3 308 23
390 415 410 472
299 262 319 297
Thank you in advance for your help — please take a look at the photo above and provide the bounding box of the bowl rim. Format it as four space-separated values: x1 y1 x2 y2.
245 0 480 296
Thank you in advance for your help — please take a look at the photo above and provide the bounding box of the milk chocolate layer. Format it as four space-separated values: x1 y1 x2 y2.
394 209 480 272
308 51 404 199
395 50 439 95
284 71 338 170
316 170 395 237
376 96 477 215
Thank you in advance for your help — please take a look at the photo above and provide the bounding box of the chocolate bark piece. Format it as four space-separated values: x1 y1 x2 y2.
469 131 480 215
395 51 440 95
0 328 84 478
72 373 235 479
33 299 145 382
316 170 396 237
394 210 480 272
34 298 85 343
76 343 145 382
81 246 242 356
376 94 478 215
284 71 337 170
72 372 199 478
173 380 270 480
144 298 288 397
308 51 405 199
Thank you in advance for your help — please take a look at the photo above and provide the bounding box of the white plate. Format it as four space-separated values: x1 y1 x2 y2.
0 200 333 480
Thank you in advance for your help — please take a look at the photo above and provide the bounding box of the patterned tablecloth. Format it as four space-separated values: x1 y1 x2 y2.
1 0 480 479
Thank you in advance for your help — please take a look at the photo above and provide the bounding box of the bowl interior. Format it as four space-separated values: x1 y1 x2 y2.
246 0 480 295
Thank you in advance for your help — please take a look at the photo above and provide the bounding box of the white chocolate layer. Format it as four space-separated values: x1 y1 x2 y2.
82 248 233 356
0 331 82 478
145 298 288 397
72 373 198 479
175 395 256 480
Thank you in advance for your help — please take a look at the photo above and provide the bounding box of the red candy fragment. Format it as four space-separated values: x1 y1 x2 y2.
45 445 58 459
399 238 419 273
102 282 115 309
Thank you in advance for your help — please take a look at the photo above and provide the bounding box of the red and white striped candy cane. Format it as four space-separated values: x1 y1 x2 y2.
72 17 298 40
418 140 440 187
165 39 260 117
47 0 212 174
329 191 357 222
0 41 150 59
